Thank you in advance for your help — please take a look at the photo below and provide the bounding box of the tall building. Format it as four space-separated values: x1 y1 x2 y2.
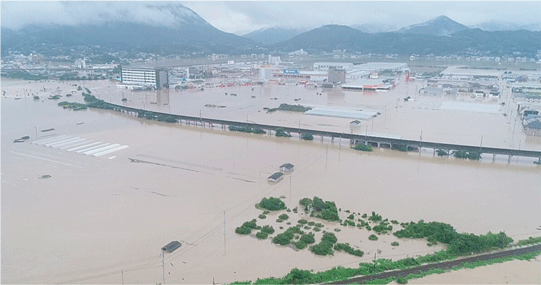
328 67 346 84
121 67 169 89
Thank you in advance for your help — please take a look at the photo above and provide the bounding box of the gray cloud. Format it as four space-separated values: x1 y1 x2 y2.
1 1 200 30
2 1 541 34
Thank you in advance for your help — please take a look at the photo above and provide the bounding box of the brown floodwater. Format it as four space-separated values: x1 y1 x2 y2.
1 78 540 284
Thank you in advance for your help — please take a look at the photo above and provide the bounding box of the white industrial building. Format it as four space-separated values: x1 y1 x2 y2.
314 62 354 71
121 67 169 90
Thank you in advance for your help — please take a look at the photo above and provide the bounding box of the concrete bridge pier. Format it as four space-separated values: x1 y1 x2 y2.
508 155 513 163
493 154 496 162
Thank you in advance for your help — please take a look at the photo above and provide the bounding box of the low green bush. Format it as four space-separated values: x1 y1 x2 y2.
279 213 289 220
300 234 316 244
295 240 307 250
334 243 364 257
298 219 308 225
391 241 400 246
310 241 334 256
369 234 379 241
258 214 266 219
259 197 286 211
354 143 373 152
256 231 269 239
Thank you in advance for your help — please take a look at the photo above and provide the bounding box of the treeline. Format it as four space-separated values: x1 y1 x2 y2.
229 125 266 134
267 104 312 113
4 71 48 81
394 220 513 254
59 73 106 81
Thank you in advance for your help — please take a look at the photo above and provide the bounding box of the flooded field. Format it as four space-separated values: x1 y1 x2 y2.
2 78 541 284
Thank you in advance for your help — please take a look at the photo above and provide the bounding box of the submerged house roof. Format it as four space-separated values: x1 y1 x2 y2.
268 172 284 181
162 241 182 253
280 163 294 170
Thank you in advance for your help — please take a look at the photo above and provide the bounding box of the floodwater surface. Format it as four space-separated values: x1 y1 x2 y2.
1 79 540 284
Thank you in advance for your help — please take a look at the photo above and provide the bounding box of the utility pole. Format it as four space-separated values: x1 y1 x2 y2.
289 176 292 202
224 211 226 256
121 270 124 285
298 119 301 139
35 126 38 139
162 250 165 285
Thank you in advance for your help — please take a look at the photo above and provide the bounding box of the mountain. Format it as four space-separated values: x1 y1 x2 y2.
1 2 256 55
350 23 399 34
399 15 469 36
474 21 541 32
273 24 541 57
243 27 307 45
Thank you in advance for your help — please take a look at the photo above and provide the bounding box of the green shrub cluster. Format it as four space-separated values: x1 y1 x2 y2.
354 143 373 152
516 236 541 246
369 234 379 241
368 211 383 222
259 197 286 211
295 240 307 250
373 221 393 234
347 214 355 220
279 214 289 220
258 214 266 219
58 101 87 110
229 125 265 134
392 144 408 152
342 220 355 227
391 241 400 246
334 243 364 257
310 241 335 256
394 220 513 255
272 226 302 246
236 219 259 235
301 196 339 222
300 234 316 244
268 104 313 113
275 128 292 137
453 150 481 160
298 219 308 225
301 133 314 140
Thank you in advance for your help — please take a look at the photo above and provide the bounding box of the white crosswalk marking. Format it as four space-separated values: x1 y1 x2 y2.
46 137 81 147
84 144 120 155
68 142 101 152
76 143 110 153
32 135 129 158
93 146 129 157
33 135 70 145
49 138 85 148
59 140 90 150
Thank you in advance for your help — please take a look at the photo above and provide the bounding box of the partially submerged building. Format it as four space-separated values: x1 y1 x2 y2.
280 163 295 172
267 172 284 183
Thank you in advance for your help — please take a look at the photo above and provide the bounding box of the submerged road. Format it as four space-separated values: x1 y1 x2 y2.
112 104 541 160
328 244 541 284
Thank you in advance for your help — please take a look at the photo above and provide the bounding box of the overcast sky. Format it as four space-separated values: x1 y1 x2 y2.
2 1 541 35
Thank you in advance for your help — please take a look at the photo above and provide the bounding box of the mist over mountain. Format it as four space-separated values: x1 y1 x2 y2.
243 27 308 45
350 23 400 34
272 23 541 57
1 2 256 55
2 4 541 58
398 16 470 36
